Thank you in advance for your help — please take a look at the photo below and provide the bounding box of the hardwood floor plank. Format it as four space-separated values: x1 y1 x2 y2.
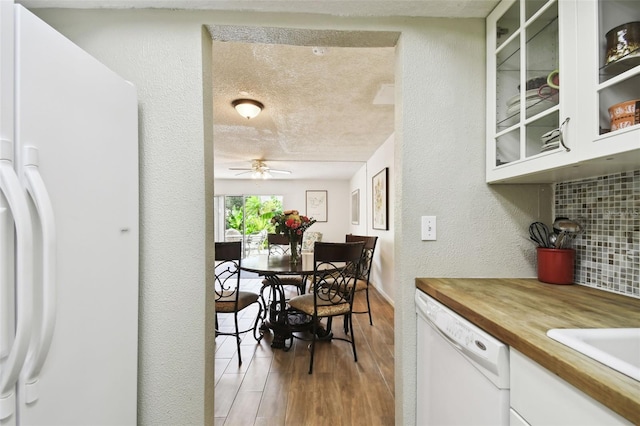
256 372 291 419
214 374 245 418
239 356 272 392
215 357 232 385
214 279 394 425
225 390 263 426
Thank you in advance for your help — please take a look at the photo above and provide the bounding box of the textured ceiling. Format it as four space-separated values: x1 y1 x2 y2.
210 27 397 180
19 0 500 180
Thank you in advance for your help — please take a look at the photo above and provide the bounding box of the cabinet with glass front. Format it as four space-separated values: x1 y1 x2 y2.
486 0 640 184
578 0 640 166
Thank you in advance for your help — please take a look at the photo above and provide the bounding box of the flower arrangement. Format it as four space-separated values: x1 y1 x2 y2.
271 210 316 242
271 210 316 264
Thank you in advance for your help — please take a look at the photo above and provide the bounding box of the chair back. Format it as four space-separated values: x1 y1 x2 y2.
214 241 242 302
246 229 267 255
345 234 378 281
266 233 290 255
312 242 364 309
224 228 243 242
301 231 323 253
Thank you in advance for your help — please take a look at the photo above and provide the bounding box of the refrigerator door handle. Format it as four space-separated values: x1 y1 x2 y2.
21 146 56 403
0 140 33 420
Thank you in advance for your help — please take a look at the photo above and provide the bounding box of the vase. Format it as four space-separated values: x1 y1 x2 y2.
289 238 300 265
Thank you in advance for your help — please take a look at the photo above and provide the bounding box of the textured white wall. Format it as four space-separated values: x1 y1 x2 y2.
394 22 552 424
33 8 552 426
349 134 396 304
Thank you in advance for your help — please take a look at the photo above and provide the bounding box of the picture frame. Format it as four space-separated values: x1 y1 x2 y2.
372 168 388 230
306 190 328 222
351 189 360 225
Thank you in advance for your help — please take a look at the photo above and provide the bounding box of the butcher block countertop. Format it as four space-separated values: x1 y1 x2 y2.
415 278 640 424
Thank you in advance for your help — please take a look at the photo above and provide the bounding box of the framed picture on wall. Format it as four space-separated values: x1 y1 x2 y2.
372 168 388 230
351 189 360 225
306 190 328 222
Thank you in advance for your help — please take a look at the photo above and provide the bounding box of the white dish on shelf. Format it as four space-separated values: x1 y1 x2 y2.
506 89 544 108
541 142 559 152
507 98 556 116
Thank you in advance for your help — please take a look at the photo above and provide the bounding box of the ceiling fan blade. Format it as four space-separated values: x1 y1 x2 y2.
234 170 252 176
268 169 292 174
229 167 252 171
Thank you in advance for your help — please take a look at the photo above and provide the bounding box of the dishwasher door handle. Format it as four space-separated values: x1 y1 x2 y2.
426 316 467 352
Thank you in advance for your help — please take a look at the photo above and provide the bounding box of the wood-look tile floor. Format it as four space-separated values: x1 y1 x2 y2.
214 279 395 426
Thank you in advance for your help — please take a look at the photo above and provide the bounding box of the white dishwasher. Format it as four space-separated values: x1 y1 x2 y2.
415 289 510 425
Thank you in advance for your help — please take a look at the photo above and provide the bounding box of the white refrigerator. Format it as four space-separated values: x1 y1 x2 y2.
0 2 138 425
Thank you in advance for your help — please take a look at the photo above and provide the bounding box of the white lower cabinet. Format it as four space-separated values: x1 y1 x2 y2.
510 349 631 425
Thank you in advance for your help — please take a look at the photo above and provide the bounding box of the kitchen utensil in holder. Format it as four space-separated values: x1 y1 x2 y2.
537 248 574 285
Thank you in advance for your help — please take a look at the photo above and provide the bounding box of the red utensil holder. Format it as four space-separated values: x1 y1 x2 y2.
537 248 575 285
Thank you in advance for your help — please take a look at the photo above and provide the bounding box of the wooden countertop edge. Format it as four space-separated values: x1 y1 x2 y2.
416 278 640 424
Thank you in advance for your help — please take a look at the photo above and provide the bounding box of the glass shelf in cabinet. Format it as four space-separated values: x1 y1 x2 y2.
496 1 519 50
599 123 640 137
496 35 520 70
594 124 640 139
523 104 559 126
526 110 560 157
525 0 550 21
524 5 558 45
496 128 521 166
599 51 640 83
598 56 640 86
498 99 559 129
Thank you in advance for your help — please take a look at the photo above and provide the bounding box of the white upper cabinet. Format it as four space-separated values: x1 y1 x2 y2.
486 0 640 184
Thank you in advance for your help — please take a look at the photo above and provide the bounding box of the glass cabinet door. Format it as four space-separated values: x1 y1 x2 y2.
491 0 563 170
596 1 640 140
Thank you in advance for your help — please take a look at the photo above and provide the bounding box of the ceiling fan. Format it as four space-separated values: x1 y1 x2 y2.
229 160 292 179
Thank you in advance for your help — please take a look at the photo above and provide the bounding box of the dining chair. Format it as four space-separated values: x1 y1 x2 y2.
261 232 321 296
273 231 324 294
288 241 365 374
301 231 323 253
261 233 305 294
214 241 263 366
345 234 379 327
266 232 291 256
246 229 267 256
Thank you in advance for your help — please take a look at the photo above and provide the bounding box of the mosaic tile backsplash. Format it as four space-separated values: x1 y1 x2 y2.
555 170 639 298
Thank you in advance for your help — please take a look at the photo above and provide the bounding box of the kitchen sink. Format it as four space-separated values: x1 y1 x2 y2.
547 328 640 381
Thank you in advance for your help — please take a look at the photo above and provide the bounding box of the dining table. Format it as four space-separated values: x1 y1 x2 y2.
241 253 332 350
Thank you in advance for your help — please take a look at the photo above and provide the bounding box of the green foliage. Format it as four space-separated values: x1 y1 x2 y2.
226 206 244 230
225 195 283 236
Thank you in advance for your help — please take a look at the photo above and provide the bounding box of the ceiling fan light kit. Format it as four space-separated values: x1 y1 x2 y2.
229 160 292 179
252 170 271 179
232 98 263 119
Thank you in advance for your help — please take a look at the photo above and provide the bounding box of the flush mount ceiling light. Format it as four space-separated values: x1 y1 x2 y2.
232 99 263 119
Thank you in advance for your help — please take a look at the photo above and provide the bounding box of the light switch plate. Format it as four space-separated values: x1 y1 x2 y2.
421 216 436 240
